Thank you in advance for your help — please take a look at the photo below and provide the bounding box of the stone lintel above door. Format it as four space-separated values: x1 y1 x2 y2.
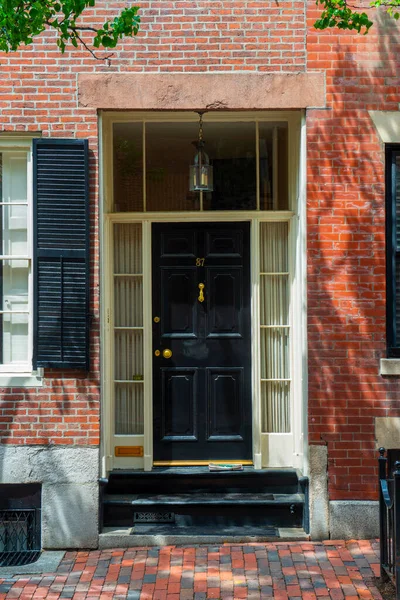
78 72 326 110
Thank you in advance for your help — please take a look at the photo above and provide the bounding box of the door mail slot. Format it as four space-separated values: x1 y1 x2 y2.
115 446 144 457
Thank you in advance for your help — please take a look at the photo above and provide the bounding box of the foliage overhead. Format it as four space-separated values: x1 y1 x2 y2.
0 0 140 58
0 0 397 59
315 0 400 34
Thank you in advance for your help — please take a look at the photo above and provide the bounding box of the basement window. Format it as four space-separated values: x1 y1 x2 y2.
0 484 41 567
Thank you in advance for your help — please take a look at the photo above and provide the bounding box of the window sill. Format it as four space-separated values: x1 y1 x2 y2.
0 373 43 387
380 359 400 376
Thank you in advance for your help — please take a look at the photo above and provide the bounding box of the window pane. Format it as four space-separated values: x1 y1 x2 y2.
1 153 27 204
394 156 400 347
259 122 288 210
0 312 28 364
114 223 142 274
146 122 200 212
261 381 290 433
115 276 143 328
0 259 29 312
113 123 144 212
260 222 288 272
115 382 144 434
1 205 28 256
260 328 289 379
115 330 143 380
395 155 400 249
203 122 256 211
0 258 29 364
261 275 288 326
0 153 28 256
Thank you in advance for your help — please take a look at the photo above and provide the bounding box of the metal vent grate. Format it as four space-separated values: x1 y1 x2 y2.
0 510 41 566
134 511 175 523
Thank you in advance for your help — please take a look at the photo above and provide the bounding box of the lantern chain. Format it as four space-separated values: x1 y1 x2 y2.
197 111 204 143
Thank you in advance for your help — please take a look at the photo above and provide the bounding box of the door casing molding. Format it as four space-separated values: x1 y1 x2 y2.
102 211 301 472
99 110 306 474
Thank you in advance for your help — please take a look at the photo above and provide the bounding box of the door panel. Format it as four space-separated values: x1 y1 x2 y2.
207 367 244 441
153 222 251 462
205 230 243 257
161 269 197 338
161 231 196 257
161 368 198 441
206 268 242 337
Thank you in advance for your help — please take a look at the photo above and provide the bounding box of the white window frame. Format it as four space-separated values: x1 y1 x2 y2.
0 137 42 386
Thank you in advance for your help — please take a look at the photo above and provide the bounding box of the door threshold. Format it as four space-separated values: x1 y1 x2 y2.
153 460 254 467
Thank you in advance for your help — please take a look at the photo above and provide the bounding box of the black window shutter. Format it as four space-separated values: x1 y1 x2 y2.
33 139 90 370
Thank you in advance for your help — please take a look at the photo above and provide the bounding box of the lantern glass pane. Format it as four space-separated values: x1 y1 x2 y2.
189 163 213 192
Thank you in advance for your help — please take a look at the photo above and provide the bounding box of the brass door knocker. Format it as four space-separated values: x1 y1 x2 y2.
198 283 205 303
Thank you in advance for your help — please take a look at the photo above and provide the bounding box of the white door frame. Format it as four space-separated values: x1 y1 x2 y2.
99 111 307 475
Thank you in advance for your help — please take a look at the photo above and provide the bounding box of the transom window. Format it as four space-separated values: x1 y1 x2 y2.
0 150 31 372
112 119 289 213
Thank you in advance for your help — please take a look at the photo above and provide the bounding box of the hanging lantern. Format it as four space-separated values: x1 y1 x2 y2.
189 112 213 192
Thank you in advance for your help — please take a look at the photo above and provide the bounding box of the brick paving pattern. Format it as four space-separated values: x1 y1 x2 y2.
0 540 382 600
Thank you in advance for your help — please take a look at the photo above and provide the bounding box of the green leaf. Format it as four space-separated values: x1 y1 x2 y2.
101 34 113 47
0 0 140 57
314 0 373 33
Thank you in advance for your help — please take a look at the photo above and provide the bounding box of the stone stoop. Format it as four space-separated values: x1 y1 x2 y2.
99 467 309 544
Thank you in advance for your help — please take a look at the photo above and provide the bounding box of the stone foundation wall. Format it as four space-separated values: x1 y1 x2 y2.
0 445 99 549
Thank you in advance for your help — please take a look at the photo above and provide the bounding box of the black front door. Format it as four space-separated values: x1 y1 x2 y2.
152 222 252 462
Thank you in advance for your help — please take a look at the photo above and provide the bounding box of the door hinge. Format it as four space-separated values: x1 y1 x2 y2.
107 308 111 324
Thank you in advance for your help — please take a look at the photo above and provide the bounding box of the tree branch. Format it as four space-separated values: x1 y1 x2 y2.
73 30 114 60
0 1 140 57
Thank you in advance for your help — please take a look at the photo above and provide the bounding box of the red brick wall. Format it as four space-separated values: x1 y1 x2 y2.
0 1 306 446
5 0 395 504
307 1 400 500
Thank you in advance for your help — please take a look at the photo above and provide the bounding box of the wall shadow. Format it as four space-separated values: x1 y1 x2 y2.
307 9 400 500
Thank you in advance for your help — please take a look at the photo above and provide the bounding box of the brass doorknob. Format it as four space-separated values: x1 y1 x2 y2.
162 348 173 359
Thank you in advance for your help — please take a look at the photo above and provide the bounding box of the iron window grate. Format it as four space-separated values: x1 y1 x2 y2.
0 510 41 566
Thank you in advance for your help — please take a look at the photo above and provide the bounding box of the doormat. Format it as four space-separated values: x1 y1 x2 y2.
209 463 244 471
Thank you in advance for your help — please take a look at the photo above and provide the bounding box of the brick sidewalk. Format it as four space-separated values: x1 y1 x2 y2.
0 540 382 600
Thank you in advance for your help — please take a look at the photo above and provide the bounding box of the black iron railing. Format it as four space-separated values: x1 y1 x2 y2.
0 509 41 567
379 447 400 599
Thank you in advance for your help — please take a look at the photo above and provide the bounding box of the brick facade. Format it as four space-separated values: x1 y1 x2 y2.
0 1 307 448
0 0 397 519
306 2 400 500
